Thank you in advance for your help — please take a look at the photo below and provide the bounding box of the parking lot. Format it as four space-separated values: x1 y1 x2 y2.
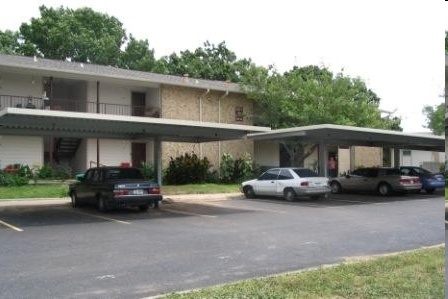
0 191 444 299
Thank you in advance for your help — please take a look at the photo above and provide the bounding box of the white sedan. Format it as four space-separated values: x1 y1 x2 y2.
241 167 330 201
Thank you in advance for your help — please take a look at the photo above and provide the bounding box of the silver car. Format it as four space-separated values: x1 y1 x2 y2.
241 167 330 201
329 167 421 196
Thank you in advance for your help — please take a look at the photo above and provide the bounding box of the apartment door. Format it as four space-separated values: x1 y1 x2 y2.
132 143 146 168
132 92 146 116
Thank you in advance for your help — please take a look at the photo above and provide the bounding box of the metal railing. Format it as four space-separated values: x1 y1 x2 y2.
0 94 159 117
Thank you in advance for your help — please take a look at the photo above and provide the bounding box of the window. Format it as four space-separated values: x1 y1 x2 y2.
293 168 317 178
259 169 279 180
278 169 294 180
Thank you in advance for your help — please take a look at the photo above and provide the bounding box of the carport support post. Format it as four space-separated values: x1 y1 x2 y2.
154 138 162 185
393 148 400 168
318 140 328 177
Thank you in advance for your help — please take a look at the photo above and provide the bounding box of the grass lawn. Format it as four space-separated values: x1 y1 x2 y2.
0 183 240 200
162 246 445 299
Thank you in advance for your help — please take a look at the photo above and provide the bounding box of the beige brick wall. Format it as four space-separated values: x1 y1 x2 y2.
353 146 382 168
160 85 254 170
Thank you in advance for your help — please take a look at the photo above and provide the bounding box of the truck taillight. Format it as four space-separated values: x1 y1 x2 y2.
148 187 160 194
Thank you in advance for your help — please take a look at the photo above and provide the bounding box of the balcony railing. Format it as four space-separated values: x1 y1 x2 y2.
0 94 159 117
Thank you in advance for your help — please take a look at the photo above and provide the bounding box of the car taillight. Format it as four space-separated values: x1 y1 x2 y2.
148 187 160 194
113 189 129 196
300 181 309 186
400 178 420 184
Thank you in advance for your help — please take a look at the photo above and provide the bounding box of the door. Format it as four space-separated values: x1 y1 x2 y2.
254 169 280 195
132 92 146 116
132 143 146 168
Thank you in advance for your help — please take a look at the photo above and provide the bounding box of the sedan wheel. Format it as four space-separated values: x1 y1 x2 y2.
378 183 391 196
243 186 255 199
425 188 435 194
284 188 296 202
330 181 342 194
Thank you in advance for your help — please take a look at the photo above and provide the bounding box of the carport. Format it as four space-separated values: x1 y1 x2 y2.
247 124 445 176
0 107 271 184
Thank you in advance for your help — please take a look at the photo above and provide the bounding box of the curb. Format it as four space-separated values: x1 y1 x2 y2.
0 193 243 207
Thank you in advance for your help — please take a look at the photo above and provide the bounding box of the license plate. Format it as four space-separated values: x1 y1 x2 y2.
133 189 144 195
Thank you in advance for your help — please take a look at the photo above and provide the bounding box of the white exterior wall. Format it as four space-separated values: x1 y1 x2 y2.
86 139 132 168
71 139 87 174
254 140 279 167
400 149 445 168
0 72 43 99
0 135 43 168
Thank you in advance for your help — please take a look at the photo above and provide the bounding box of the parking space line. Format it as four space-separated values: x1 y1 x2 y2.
70 210 131 224
161 208 216 218
0 219 23 232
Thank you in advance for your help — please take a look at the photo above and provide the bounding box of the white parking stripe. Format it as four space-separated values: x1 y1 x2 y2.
70 210 131 224
0 219 23 232
161 208 216 218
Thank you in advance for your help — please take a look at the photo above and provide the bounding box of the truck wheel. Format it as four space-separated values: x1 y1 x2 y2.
70 192 78 208
97 197 108 213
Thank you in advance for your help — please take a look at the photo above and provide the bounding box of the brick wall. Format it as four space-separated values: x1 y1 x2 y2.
160 85 254 170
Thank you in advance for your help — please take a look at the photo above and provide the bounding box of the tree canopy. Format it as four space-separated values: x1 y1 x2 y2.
240 65 402 131
422 103 445 135
153 41 255 82
19 6 127 65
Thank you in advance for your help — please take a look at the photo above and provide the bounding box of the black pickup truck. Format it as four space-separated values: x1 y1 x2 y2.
69 166 162 212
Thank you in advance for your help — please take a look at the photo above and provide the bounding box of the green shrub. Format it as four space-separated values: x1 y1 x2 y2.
220 152 254 183
219 153 235 183
37 164 54 179
0 173 29 186
37 163 72 180
140 161 155 181
164 153 211 185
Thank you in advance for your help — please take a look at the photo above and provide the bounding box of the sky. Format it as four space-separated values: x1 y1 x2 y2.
0 0 445 133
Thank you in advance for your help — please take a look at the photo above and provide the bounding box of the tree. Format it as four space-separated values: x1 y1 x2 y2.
153 41 255 82
118 35 156 71
19 5 126 64
240 65 402 166
422 103 445 135
445 31 448 53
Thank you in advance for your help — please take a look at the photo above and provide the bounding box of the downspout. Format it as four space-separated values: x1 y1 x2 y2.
199 89 210 158
96 81 100 167
218 90 229 171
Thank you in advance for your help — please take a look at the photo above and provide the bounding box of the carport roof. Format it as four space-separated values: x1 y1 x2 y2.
0 108 270 142
247 124 445 152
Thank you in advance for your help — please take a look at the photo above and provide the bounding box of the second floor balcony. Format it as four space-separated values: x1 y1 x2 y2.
0 94 160 117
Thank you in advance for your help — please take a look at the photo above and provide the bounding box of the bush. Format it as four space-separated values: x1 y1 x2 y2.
219 153 235 183
220 152 255 183
37 164 54 179
140 161 155 181
163 153 211 185
0 172 29 186
37 163 72 180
